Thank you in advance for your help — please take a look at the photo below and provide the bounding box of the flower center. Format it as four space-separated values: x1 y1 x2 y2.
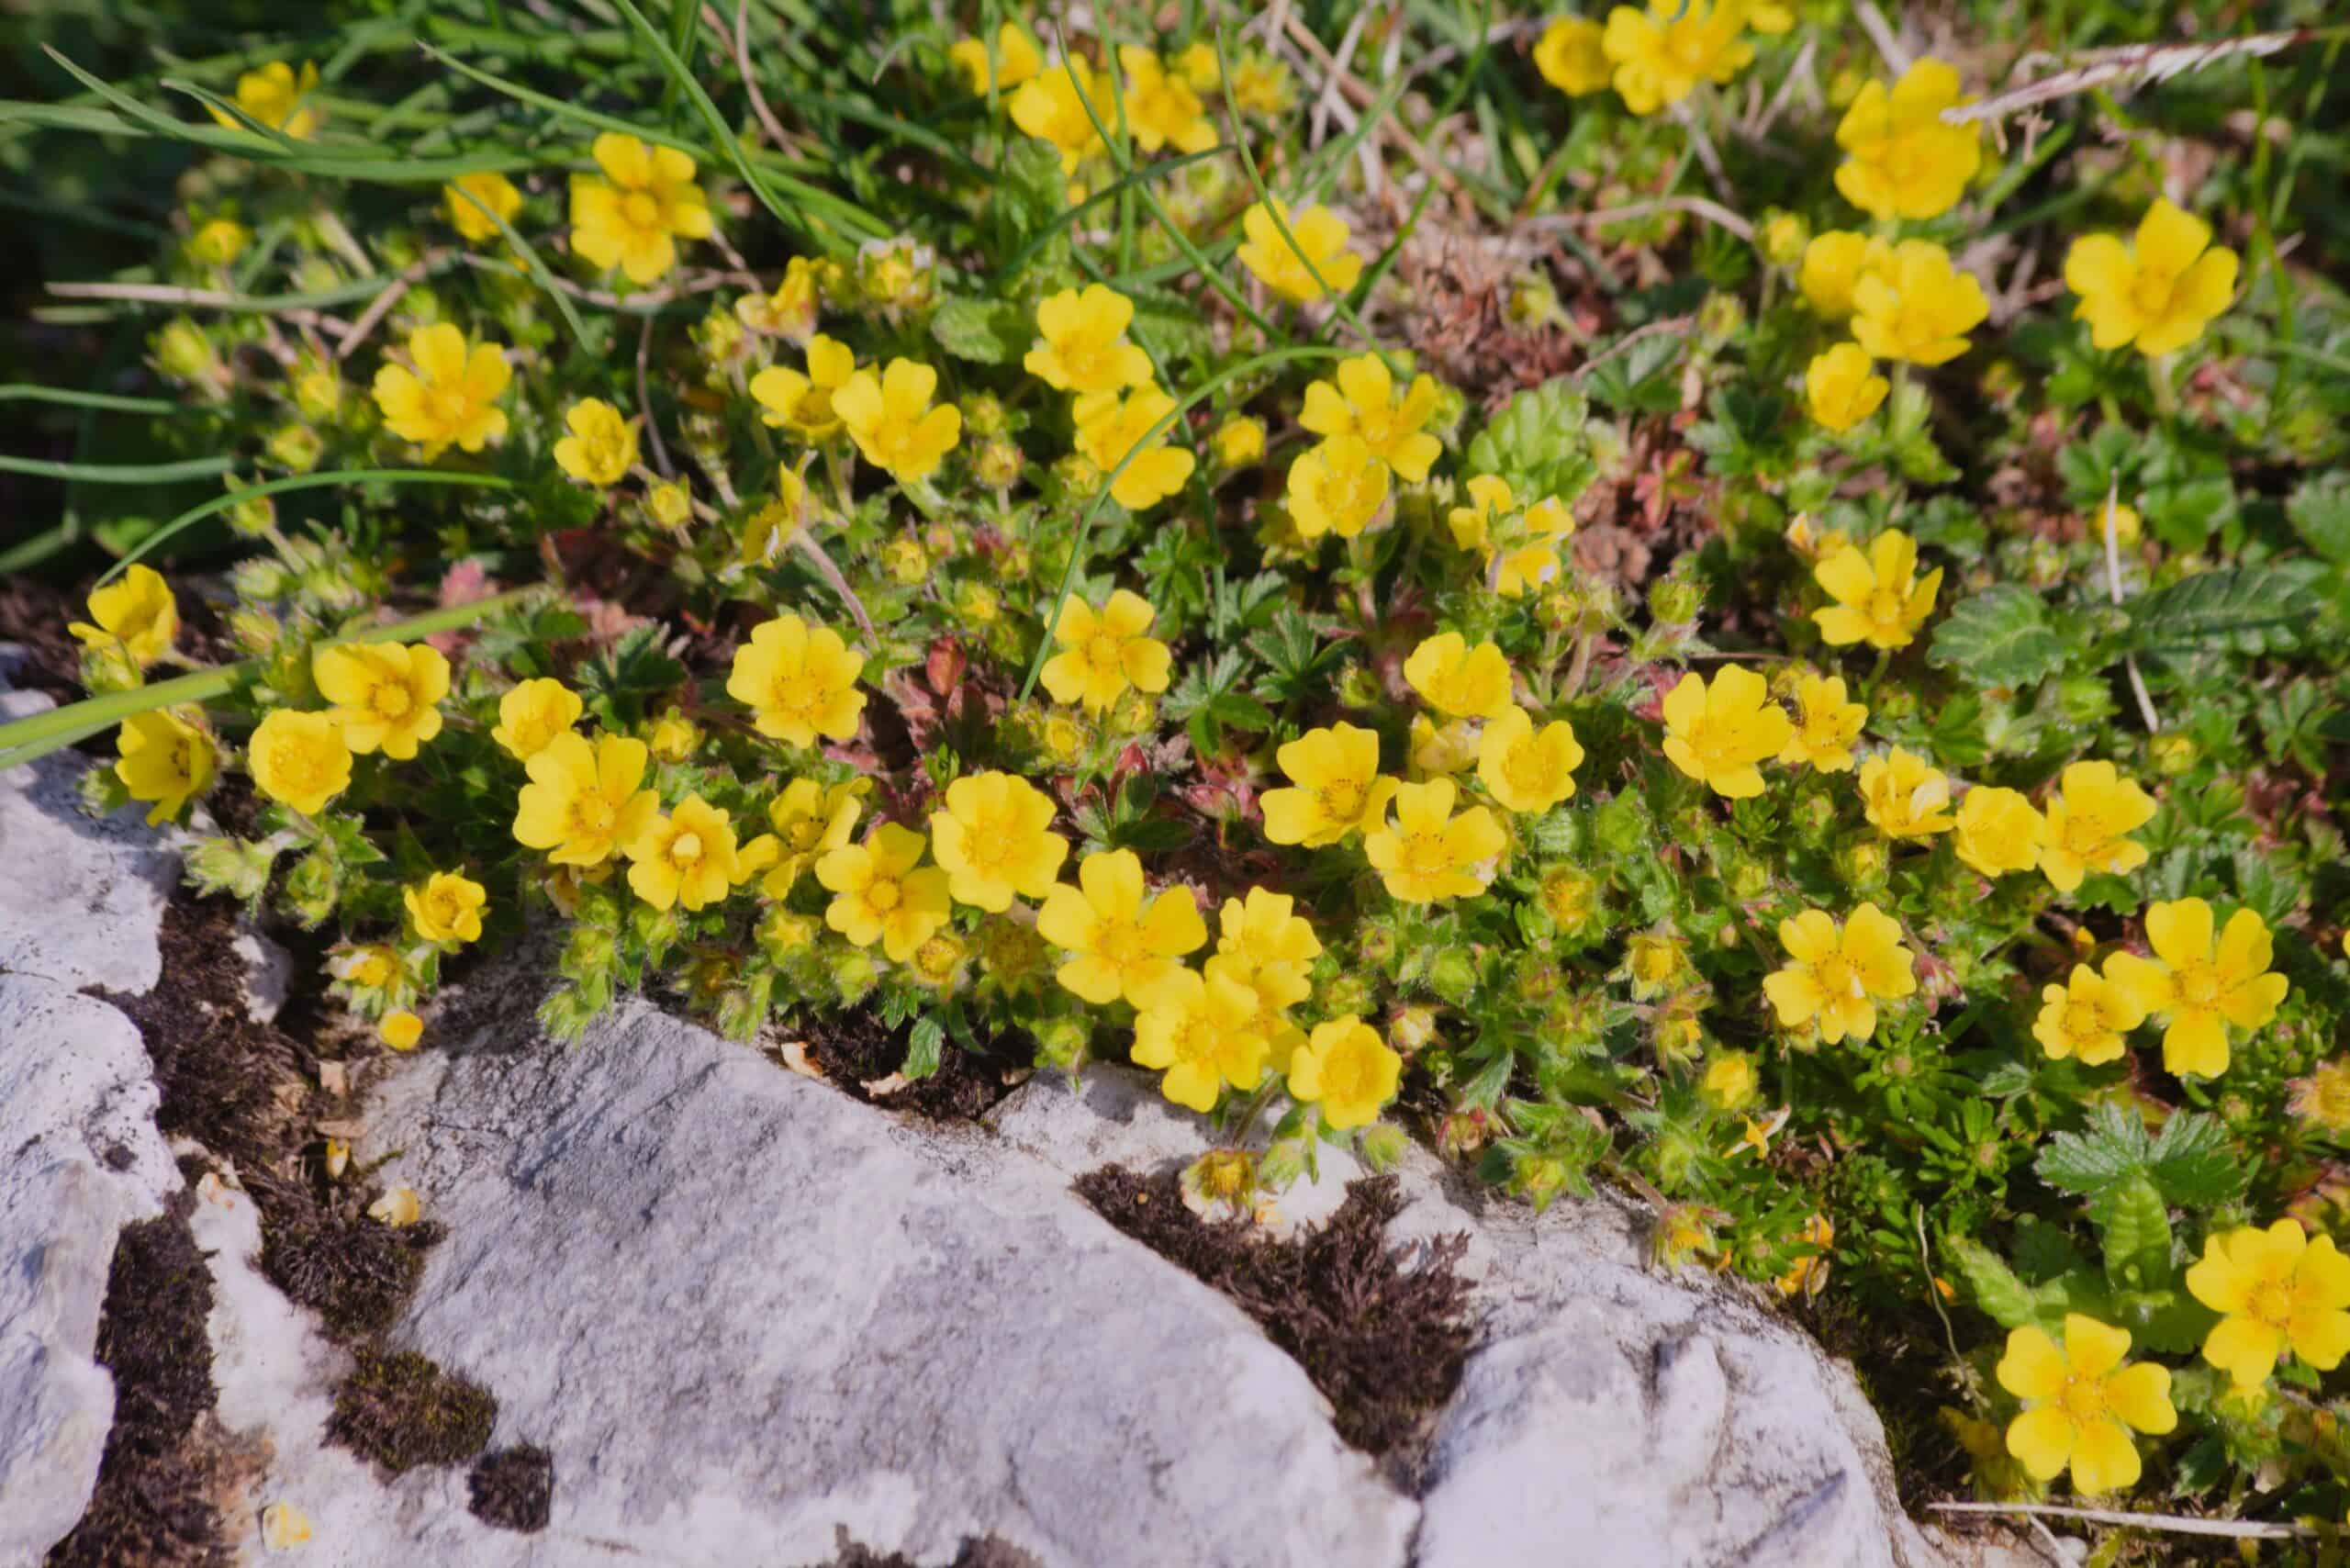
572 791 616 837
1397 830 1449 878
1316 777 1366 825
787 817 825 852
770 669 828 719
2246 1277 2295 1328
623 191 662 230
1094 918 1146 971
1084 633 1125 672
2063 810 2109 854
1813 953 1863 1002
370 681 413 719
2176 960 2223 1009
1505 738 1551 795
866 877 902 913
2064 1000 2104 1042
2057 1375 2108 1428
1865 588 1908 628
2131 267 2180 320
272 740 327 790
428 387 475 427
670 832 704 867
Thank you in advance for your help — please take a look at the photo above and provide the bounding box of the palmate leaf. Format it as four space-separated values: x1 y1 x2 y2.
1926 586 2068 689
1464 376 1601 504
2126 566 2322 656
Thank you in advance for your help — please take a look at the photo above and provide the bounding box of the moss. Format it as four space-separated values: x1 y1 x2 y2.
326 1347 498 1477
466 1444 554 1533
43 1190 229 1568
1074 1166 1474 1457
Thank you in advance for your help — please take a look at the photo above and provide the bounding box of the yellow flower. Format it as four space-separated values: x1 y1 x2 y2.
929 770 1069 912
1009 59 1112 174
832 358 961 482
70 565 178 667
1024 285 1151 395
1260 722 1398 847
1404 632 1514 720
313 641 449 761
379 1011 424 1051
750 334 856 442
1364 778 1507 902
1287 1015 1401 1130
1777 673 1866 773
1286 435 1392 541
1411 715 1481 779
647 479 694 530
187 218 251 268
1072 386 1196 510
1600 0 1754 116
1131 966 1267 1112
512 732 660 866
1035 848 1206 1006
1535 17 1612 96
817 823 952 961
372 322 510 458
1038 589 1171 713
1212 415 1266 468
2186 1220 2350 1391
114 709 215 826
759 778 863 897
1477 706 1584 813
2103 899 2289 1079
569 132 712 286
211 61 320 140
1832 60 1983 221
726 613 867 747
1763 903 1917 1044
405 871 487 946
1852 241 1988 367
1660 666 1793 799
1997 1315 2177 1495
553 398 639 487
443 171 522 243
625 794 741 912
1806 343 1887 433
1214 887 1322 998
367 1187 421 1227
2039 760 2155 892
1857 747 1953 840
248 709 353 816
1447 476 1573 598
1701 1052 1759 1112
491 678 582 761
1775 1213 1835 1297
1237 200 1363 304
1953 786 2046 878
1229 55 1295 116
949 22 1043 94
1300 354 1444 484
1812 530 1941 650
1798 231 1892 319
2032 964 2146 1066
2064 198 2241 359
737 257 822 343
1118 46 1215 155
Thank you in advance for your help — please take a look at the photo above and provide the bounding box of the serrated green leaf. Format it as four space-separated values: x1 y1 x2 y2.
2098 1176 2173 1291
2128 566 2318 656
2145 1111 2248 1208
2035 1103 2150 1197
1927 586 2068 689
2288 473 2350 565
929 297 1026 364
904 1014 946 1080
1947 1237 2038 1329
1464 376 1600 505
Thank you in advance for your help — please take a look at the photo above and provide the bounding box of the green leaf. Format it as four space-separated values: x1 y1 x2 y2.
1464 376 1600 506
1927 586 2067 689
2114 1287 2218 1357
2035 1103 2149 1198
1946 1237 2038 1329
2144 1112 2248 1208
2287 473 2350 565
929 297 1026 364
2097 1176 2173 1291
904 1014 946 1080
2127 567 2319 656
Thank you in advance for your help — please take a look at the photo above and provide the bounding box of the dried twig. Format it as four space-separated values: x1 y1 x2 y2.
1944 31 2307 127
335 251 445 360
2103 473 2161 734
1929 1502 2311 1541
1520 196 1754 243
714 0 794 156
637 312 673 478
1852 0 1912 75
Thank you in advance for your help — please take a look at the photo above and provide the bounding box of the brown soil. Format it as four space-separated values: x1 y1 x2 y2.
466 1445 554 1533
803 1005 1029 1121
1073 1167 1474 1459
43 1190 238 1568
0 574 94 710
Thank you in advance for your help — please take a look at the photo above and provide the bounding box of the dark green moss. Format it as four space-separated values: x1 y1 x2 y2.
326 1347 497 1477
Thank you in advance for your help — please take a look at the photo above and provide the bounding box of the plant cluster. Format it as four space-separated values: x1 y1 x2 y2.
6 0 2350 1538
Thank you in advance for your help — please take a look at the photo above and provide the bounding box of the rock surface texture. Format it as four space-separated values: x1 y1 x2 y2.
0 672 182 1568
0 678 2041 1567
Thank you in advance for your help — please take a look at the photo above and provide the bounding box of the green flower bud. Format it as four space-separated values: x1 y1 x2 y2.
1033 1014 1091 1076
1358 1124 1408 1171
1429 947 1479 1004
284 846 340 928
266 423 324 473
973 438 1024 489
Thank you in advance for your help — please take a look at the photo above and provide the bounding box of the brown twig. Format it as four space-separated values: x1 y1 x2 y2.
636 312 673 478
335 251 445 361
714 0 794 155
